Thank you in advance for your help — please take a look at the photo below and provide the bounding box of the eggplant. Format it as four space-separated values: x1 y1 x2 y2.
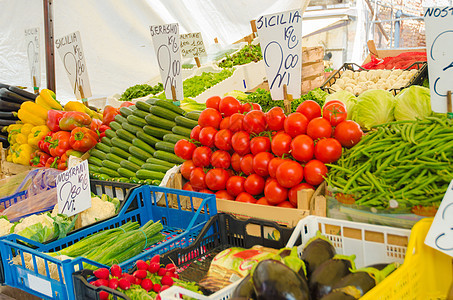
0 83 10 89
0 119 18 126
309 255 356 300
302 233 336 277
0 135 9 148
0 98 21 112
0 88 31 105
8 86 37 100
0 111 18 120
253 260 310 300
319 291 356 300
231 274 256 300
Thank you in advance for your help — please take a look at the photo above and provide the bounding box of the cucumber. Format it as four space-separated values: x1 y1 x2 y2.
143 125 172 139
105 129 117 139
120 160 141 172
119 106 134 117
114 114 128 124
90 149 107 160
146 98 160 105
99 167 120 178
143 163 172 173
88 156 103 167
129 145 153 160
111 146 130 159
102 160 121 171
136 169 165 180
153 150 184 164
136 131 160 147
98 174 111 181
118 168 136 178
89 164 101 173
155 141 175 153
122 122 144 135
127 115 147 127
128 156 145 166
135 101 152 112
155 99 186 115
106 153 123 164
132 138 155 154
109 121 122 131
95 142 111 153
146 157 177 168
163 134 188 144
172 126 192 137
101 137 112 147
116 129 136 142
175 116 198 129
145 114 175 130
112 137 133 152
132 109 149 119
185 111 202 121
149 106 180 121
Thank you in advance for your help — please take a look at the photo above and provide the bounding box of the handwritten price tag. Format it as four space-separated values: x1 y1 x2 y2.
150 23 183 101
256 9 302 100
56 160 91 217
180 32 207 58
25 27 41 88
55 31 92 99
424 6 453 113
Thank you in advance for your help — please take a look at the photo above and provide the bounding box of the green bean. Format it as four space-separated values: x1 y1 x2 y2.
343 164 370 193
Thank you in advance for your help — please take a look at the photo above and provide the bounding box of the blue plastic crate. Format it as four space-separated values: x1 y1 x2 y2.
0 185 216 300
0 190 27 213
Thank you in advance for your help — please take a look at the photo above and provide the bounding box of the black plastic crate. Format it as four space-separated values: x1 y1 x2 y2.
72 213 297 300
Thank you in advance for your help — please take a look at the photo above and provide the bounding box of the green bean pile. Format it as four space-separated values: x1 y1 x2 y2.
325 115 453 210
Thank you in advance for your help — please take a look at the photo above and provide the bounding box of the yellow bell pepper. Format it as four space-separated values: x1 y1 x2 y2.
18 107 46 126
21 123 34 136
28 125 50 147
12 144 33 166
39 89 63 110
15 133 28 145
65 101 103 121
20 102 48 121
6 153 12 162
7 123 23 134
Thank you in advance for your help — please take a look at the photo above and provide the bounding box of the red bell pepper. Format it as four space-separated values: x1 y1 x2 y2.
102 105 119 126
58 149 84 170
38 131 54 155
90 118 102 132
120 101 134 108
59 111 92 131
69 127 99 152
98 125 110 139
49 131 71 157
45 156 61 169
30 150 51 167
47 110 66 132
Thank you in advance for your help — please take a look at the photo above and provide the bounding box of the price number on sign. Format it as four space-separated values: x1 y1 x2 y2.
180 32 207 58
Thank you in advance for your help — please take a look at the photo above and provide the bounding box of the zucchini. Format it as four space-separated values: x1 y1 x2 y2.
119 106 134 117
98 174 111 181
109 121 122 131
132 138 155 154
149 106 180 121
88 156 103 167
143 125 172 139
146 98 160 105
118 168 136 178
185 111 202 121
101 137 112 147
116 129 135 142
153 150 184 164
106 153 123 164
136 169 165 180
154 99 185 115
143 163 172 173
136 131 160 147
111 137 133 152
132 109 149 119
175 116 198 129
122 122 144 135
114 114 128 124
102 160 121 171
99 167 120 178
146 157 177 168
128 156 145 166
127 115 147 127
90 149 107 160
120 160 141 172
95 142 111 153
129 145 153 160
145 114 175 130
111 146 130 159
155 141 175 153
163 133 188 144
89 164 101 173
104 129 117 139
135 101 152 112
172 126 192 137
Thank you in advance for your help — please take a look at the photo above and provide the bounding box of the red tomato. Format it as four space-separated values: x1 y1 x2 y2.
206 96 221 110
219 96 242 116
271 132 292 156
199 189 214 194
264 179 288 205
242 103 262 113
304 159 328 185
314 138 342 163
231 131 251 156
190 167 207 190
250 136 271 155
288 183 314 207
190 125 201 141
290 135 314 162
215 190 235 200
334 120 363 148
284 112 309 138
276 161 304 188
198 108 222 129
324 100 346 108
277 201 296 208
182 182 197 191
307 117 333 141
174 140 197 160
236 192 257 203
240 154 254 175
205 168 230 191
226 176 246 196
180 160 195 180
192 147 212 167
296 100 322 121
256 197 271 206
268 157 288 178
229 113 244 132
253 152 274 177
198 127 218 148
244 174 265 195
230 153 243 172
211 150 231 169
322 103 347 126
243 111 267 134
265 107 286 131
214 129 232 151
219 117 230 130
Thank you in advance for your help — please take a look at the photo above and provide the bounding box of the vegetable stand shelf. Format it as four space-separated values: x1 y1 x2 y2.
73 213 295 300
0 186 216 300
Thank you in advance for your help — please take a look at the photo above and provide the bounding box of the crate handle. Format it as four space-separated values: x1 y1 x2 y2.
286 219 306 248
185 195 216 231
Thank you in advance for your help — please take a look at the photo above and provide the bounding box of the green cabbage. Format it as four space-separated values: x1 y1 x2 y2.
326 91 357 119
394 86 432 121
224 90 248 102
354 89 395 129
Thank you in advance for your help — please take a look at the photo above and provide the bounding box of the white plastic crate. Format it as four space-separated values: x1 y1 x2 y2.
160 216 411 300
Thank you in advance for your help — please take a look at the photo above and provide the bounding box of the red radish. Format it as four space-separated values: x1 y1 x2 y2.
153 283 162 293
136 278 142 285
148 262 160 273
135 260 149 271
157 267 167 276
141 278 153 291
173 273 180 279
95 279 109 287
110 264 122 278
160 285 171 292
99 291 109 300
150 254 161 264
123 274 136 284
156 295 162 300
161 275 174 286
93 268 109 280
92 280 102 287
108 278 119 289
118 278 131 290
133 270 147 279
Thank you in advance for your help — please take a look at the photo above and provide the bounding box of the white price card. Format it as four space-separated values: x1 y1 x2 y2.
423 6 453 113
180 32 207 58
55 31 92 99
256 9 302 100
150 23 183 101
56 160 91 217
25 27 41 88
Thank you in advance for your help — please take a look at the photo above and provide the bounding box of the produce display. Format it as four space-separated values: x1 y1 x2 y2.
362 52 427 70
218 44 262 68
120 83 164 101
181 69 234 98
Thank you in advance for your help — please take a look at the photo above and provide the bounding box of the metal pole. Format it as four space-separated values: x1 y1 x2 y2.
43 0 55 92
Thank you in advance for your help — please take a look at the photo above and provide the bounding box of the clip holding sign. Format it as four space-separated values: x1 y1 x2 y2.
447 90 452 118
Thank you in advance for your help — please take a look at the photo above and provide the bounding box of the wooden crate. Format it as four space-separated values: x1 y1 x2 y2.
302 46 324 64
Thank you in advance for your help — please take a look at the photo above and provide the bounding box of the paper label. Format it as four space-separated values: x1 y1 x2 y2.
150 23 183 100
56 160 91 217
256 9 302 100
423 6 453 113
25 27 41 88
27 274 52 297
180 32 207 58
55 31 92 99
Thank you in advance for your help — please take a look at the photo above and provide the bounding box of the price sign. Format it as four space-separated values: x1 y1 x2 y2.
150 23 183 101
423 6 453 113
180 32 207 58
55 31 92 99
56 160 91 217
256 9 302 100
25 27 41 88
